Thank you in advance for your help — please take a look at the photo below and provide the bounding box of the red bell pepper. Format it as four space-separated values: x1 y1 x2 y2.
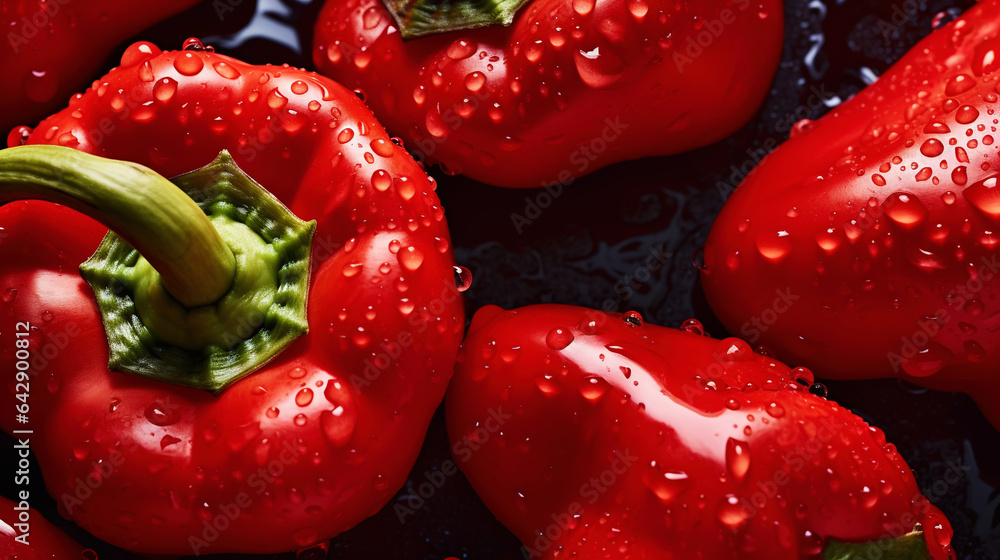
1 495 91 559
447 304 954 559
0 41 464 555
1 0 200 137
311 0 784 187
701 0 1000 427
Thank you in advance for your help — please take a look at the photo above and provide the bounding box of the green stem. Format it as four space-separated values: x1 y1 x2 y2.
825 530 931 560
0 145 235 307
381 0 533 39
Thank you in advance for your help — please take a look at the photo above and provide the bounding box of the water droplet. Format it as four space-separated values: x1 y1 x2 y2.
900 342 952 377
145 401 181 426
726 438 751 483
292 528 319 547
623 310 643 327
160 435 182 450
398 246 424 271
964 176 1000 219
921 138 945 157
680 318 705 336
153 78 178 102
546 327 574 350
579 376 611 401
627 0 648 18
573 47 625 88
766 402 786 418
296 388 314 407
267 88 288 110
173 52 204 76
573 0 595 15
956 105 980 125
791 367 814 386
882 193 928 228
446 39 477 60
371 170 391 191
809 382 828 398
755 231 792 261
464 72 486 92
642 467 688 503
945 74 976 97
454 266 473 292
1 288 17 303
535 375 560 395
815 228 841 252
425 107 450 138
213 62 240 79
973 38 1000 76
716 494 749 529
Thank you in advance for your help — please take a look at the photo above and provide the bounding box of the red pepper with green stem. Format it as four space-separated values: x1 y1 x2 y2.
1 0 201 136
700 0 1000 428
0 41 464 555
311 0 784 187
447 305 954 559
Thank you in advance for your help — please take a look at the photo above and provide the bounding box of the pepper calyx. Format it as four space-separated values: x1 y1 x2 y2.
381 0 533 40
824 529 932 560
80 151 315 394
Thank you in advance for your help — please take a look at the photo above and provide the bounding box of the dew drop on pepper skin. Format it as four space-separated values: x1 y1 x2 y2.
153 78 178 102
173 52 204 76
881 193 928 227
296 388 314 407
642 466 688 503
963 175 1000 218
145 401 181 426
398 247 424 271
755 231 792 261
579 376 611 401
545 327 574 349
899 343 952 377
725 438 751 483
679 318 705 336
454 266 473 292
716 495 750 529
446 39 477 60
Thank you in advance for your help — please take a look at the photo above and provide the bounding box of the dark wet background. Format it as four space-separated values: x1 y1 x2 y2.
3 0 999 558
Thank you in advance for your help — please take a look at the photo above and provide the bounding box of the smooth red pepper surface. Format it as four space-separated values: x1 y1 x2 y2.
312 0 784 187
0 496 89 559
446 304 953 559
701 0 1000 427
1 0 199 136
0 42 463 555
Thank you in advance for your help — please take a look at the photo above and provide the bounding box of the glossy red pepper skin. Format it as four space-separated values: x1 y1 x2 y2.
311 0 784 187
1 0 200 135
0 496 89 559
0 42 464 555
701 0 1000 427
446 304 954 559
